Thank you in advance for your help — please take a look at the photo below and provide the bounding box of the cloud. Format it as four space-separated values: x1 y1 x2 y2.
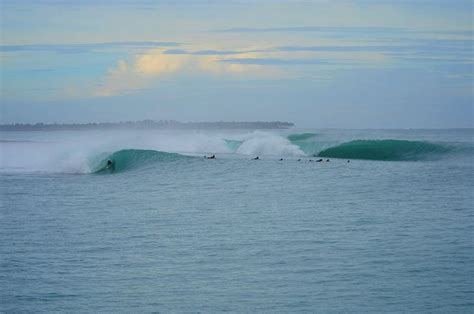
0 42 180 54
217 58 333 65
274 39 474 63
214 26 405 33
134 52 189 75
275 45 409 52
213 26 473 39
95 48 269 96
78 34 472 97
163 48 266 55
95 43 391 97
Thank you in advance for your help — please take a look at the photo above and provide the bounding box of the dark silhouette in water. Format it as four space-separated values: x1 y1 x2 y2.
253 156 260 160
206 155 216 159
106 159 115 171
316 159 323 162
326 159 330 162
279 158 283 161
347 160 350 163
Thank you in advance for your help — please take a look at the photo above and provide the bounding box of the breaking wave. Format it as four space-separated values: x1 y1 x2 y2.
316 140 452 161
2 131 471 175
287 133 317 142
224 131 304 156
286 133 321 155
224 139 243 151
92 149 192 174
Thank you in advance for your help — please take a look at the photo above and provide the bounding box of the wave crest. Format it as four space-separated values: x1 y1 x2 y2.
93 149 191 173
287 133 321 154
223 132 303 156
317 140 450 161
287 133 317 142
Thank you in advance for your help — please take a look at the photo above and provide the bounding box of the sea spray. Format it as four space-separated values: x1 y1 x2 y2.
235 131 304 156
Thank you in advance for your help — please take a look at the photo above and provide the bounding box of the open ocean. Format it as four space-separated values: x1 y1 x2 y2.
1 128 473 312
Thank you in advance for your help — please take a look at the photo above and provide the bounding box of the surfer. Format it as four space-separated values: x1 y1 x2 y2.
279 158 283 161
106 159 115 170
206 155 216 159
316 158 323 162
253 156 259 160
326 159 330 162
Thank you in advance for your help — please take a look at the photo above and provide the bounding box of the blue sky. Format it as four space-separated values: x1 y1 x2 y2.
1 0 472 128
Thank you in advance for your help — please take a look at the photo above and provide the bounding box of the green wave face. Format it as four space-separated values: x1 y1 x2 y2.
93 149 190 173
317 140 450 161
287 133 317 142
287 133 318 154
224 139 243 152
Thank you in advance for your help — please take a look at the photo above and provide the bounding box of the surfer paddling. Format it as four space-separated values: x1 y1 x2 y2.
206 155 216 159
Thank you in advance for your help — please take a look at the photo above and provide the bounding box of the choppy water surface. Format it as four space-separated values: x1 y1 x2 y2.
1 129 473 312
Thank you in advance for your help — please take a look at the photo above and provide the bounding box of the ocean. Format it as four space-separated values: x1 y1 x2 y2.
1 128 473 312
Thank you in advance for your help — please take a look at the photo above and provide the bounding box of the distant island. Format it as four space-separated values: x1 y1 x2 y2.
0 120 294 131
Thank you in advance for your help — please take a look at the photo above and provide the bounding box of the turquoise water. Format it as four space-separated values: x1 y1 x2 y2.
1 129 473 312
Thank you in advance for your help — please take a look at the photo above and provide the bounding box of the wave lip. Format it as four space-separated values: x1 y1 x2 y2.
317 139 451 161
287 133 319 155
287 133 317 142
93 149 191 174
224 139 243 151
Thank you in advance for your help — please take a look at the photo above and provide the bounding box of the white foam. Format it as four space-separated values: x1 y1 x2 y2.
235 131 304 156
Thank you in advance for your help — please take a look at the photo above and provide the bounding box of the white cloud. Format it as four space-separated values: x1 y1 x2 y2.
95 48 270 96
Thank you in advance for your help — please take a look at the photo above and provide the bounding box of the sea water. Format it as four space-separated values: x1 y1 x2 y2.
1 129 473 312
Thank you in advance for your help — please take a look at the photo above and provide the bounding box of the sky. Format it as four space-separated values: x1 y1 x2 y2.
0 0 473 128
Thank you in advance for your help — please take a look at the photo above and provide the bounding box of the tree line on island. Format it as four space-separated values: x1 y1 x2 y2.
0 120 294 131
